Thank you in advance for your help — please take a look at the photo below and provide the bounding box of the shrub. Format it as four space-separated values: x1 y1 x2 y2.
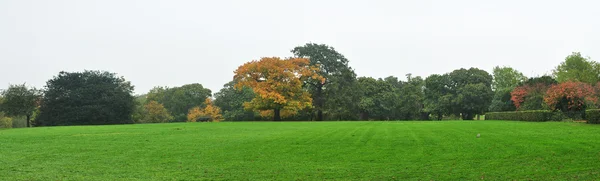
0 113 13 128
585 109 600 124
486 110 565 122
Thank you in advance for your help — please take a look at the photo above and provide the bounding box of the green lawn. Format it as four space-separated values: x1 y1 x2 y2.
1 121 600 180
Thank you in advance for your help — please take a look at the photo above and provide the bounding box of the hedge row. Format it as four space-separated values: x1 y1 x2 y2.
485 110 566 122
586 109 600 124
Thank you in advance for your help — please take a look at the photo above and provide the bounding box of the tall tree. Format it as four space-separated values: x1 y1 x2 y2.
0 84 41 127
449 68 494 120
424 74 453 120
489 66 527 112
424 68 493 120
553 52 599 84
233 57 324 121
146 83 212 122
492 66 527 90
37 71 135 126
356 77 394 120
291 43 356 121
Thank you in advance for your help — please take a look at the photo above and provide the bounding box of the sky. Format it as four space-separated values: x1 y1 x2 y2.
1 0 598 95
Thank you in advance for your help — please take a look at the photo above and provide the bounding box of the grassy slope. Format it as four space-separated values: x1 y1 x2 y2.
1 121 600 180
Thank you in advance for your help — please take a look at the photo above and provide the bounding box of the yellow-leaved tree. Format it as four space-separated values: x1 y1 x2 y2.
187 98 223 122
233 57 324 121
142 101 173 123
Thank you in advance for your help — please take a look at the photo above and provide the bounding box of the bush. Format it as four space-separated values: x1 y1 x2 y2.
585 109 600 124
0 113 13 128
486 110 565 122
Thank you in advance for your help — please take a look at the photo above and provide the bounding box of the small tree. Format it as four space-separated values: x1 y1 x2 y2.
544 81 597 112
187 98 223 122
141 101 173 123
0 84 41 127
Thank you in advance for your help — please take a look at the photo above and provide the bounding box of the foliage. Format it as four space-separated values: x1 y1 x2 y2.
291 43 356 121
187 98 223 122
233 57 324 121
424 74 452 120
520 75 557 86
36 70 135 126
0 112 12 128
492 66 527 90
486 110 565 122
146 84 212 122
511 80 555 111
488 88 516 112
132 95 147 123
585 109 600 124
489 66 525 112
213 81 257 121
553 52 599 84
544 81 597 112
0 84 41 127
355 75 425 120
140 101 173 123
455 83 494 120
424 68 493 120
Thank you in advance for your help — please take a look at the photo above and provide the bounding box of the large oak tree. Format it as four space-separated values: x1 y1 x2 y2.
233 57 324 121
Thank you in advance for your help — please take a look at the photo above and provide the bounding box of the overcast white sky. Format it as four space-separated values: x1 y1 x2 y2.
1 0 598 95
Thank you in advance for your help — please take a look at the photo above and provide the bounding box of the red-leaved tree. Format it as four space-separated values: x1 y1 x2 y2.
511 84 552 110
544 81 597 112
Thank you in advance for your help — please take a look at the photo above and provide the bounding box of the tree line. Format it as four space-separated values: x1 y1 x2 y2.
0 43 596 127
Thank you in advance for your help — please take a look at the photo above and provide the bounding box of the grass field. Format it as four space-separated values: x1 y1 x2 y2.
2 121 600 180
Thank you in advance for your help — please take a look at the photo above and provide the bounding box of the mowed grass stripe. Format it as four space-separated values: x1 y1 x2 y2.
2 121 600 180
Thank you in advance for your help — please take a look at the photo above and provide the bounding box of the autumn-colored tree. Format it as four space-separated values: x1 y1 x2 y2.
233 57 324 121
141 101 173 123
187 98 223 122
544 81 597 112
510 76 558 111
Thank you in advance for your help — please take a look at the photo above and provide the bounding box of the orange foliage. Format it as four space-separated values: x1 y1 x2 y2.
233 57 324 119
187 98 223 122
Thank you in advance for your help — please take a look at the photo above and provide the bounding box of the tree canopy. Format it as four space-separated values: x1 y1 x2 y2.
36 70 135 126
146 83 212 122
424 68 493 120
233 57 324 121
0 84 41 127
291 43 356 121
553 52 600 84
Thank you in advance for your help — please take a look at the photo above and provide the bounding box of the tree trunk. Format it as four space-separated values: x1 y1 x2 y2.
26 115 31 127
273 108 281 121
360 112 369 121
437 113 443 120
476 114 481 120
315 85 324 121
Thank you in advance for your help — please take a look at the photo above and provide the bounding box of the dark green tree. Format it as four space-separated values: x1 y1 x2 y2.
146 83 212 122
36 71 135 126
424 74 453 120
0 84 41 127
356 77 394 120
449 68 493 120
424 68 493 120
213 81 257 121
291 43 356 121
